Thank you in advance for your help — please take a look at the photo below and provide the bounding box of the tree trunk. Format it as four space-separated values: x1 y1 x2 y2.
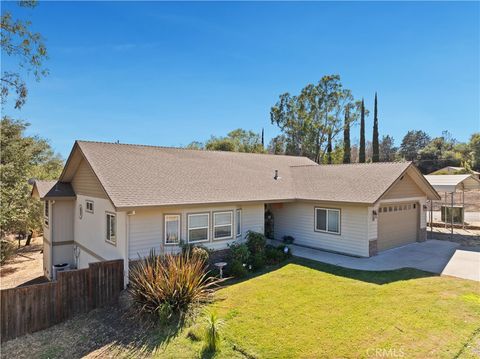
25 230 33 246
359 99 366 163
343 108 351 163
372 92 380 162
327 132 332 164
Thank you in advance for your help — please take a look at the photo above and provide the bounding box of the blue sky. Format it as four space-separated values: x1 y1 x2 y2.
2 1 479 158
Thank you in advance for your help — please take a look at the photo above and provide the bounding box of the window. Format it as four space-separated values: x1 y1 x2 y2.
315 208 340 234
213 211 233 240
44 201 49 226
164 215 180 245
106 213 116 244
86 200 94 213
187 213 209 243
236 209 242 237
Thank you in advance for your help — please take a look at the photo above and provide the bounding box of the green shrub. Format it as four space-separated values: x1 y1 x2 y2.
282 235 295 244
265 244 292 265
0 239 16 265
129 251 222 319
277 244 292 259
250 252 266 270
203 311 225 353
227 242 250 277
245 231 267 270
265 245 284 265
228 259 248 278
245 231 266 255
228 242 250 263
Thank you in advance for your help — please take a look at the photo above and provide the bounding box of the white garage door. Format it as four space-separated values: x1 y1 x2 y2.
378 202 418 251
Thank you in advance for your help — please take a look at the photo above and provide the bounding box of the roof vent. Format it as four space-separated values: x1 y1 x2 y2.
274 170 281 180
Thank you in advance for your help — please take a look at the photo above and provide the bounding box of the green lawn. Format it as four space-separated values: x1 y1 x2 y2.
3 258 479 359
154 258 480 358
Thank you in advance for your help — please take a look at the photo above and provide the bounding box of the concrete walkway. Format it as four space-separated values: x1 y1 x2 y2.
287 240 480 281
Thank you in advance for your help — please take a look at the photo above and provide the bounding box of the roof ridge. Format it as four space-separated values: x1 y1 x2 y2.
290 161 410 168
76 140 312 160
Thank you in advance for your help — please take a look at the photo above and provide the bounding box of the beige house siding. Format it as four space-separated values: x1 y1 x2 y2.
52 200 74 243
74 195 126 268
51 200 75 267
128 203 264 260
271 201 370 257
367 205 378 250
382 173 425 199
71 159 107 199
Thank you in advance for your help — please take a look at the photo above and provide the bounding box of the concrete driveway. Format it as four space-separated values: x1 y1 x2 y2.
289 240 480 281
441 248 480 281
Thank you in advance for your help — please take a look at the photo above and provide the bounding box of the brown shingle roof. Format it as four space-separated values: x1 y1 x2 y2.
63 141 436 208
33 180 75 199
75 141 315 208
291 162 413 204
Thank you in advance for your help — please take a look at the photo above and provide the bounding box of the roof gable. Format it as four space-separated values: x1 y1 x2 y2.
382 171 425 200
32 180 75 199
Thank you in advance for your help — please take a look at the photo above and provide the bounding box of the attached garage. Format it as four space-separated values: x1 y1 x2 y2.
377 202 419 251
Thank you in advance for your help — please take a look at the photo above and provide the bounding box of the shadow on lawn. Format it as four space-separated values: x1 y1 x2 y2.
222 257 436 287
293 257 437 284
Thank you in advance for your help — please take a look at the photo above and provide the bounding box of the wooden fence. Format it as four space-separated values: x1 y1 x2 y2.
1 259 123 342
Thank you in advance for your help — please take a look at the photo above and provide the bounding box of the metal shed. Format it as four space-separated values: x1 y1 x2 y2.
424 174 480 235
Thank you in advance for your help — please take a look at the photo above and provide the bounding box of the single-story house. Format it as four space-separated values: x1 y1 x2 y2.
32 140 440 282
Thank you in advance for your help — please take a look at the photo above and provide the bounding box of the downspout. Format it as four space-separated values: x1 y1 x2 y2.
125 210 136 288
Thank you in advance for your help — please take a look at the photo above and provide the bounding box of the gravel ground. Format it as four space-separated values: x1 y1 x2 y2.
0 237 47 289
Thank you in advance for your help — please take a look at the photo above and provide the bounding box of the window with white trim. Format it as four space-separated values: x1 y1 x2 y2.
236 209 242 237
315 208 340 234
106 213 116 244
44 200 49 226
86 200 94 213
164 214 180 244
213 211 233 240
187 213 209 243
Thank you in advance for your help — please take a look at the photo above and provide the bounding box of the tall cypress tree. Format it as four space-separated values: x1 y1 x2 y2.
372 92 379 162
343 107 351 163
327 131 332 164
359 99 366 163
